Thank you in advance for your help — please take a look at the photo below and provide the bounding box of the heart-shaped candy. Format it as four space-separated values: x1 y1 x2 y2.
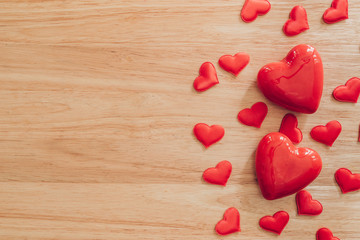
283 6 309 36
333 77 360 103
241 0 271 23
296 190 323 216
215 207 240 235
257 44 323 114
259 211 289 235
193 62 219 92
310 120 342 146
279 113 302 144
316 228 340 240
323 0 348 24
256 132 322 200
238 102 268 128
335 168 360 193
193 123 224 148
203 160 232 186
218 53 250 76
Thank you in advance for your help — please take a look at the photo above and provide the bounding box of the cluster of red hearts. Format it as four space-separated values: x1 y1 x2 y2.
192 0 360 239
240 0 348 36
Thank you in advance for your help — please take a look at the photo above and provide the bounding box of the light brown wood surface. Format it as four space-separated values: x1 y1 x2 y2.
0 0 359 239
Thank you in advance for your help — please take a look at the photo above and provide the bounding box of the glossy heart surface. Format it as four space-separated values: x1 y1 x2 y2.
335 168 360 193
296 190 323 215
237 102 268 128
215 207 240 235
193 62 219 92
218 53 250 76
241 0 271 23
257 44 323 114
279 113 303 144
203 160 232 186
259 211 289 235
310 120 342 146
256 132 322 200
283 6 309 36
316 228 340 240
323 0 348 24
193 123 224 148
333 77 360 103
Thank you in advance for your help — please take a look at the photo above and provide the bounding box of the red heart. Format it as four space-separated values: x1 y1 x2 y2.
218 53 250 76
310 120 342 146
335 168 360 193
323 0 348 24
215 207 240 235
316 228 340 240
241 0 271 23
203 160 232 186
296 190 323 216
193 62 219 92
237 102 268 128
333 77 360 103
193 123 224 148
257 44 323 114
256 132 322 200
259 211 289 235
279 113 302 144
283 6 309 36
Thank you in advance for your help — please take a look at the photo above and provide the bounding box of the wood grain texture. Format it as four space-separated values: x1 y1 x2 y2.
0 0 359 239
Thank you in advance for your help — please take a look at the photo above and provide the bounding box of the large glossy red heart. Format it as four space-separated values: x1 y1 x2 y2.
259 211 289 235
237 102 268 128
203 160 232 186
218 52 250 76
323 0 348 24
296 190 323 216
241 0 271 23
257 44 323 114
310 120 342 147
283 6 309 36
333 77 360 103
256 132 322 200
193 123 224 148
279 113 302 144
335 168 360 193
316 228 340 240
215 207 240 235
193 62 219 92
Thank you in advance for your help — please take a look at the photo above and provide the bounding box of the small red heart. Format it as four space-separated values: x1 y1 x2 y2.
259 211 289 235
193 123 224 148
333 77 360 103
256 132 322 200
279 113 302 144
215 207 240 235
241 0 271 23
203 160 232 186
257 44 323 114
296 190 323 216
310 120 342 146
323 0 348 24
316 228 340 240
237 102 268 128
218 53 250 76
193 62 219 92
283 6 309 36
335 168 360 193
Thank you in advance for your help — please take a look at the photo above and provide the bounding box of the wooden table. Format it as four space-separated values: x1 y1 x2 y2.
0 1 359 239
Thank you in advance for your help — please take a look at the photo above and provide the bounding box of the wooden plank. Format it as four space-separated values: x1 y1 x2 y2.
0 0 359 239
